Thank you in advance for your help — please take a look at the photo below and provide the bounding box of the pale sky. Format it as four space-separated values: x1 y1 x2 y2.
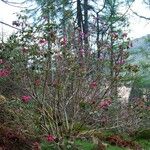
128 0 150 39
0 0 150 40
0 1 21 38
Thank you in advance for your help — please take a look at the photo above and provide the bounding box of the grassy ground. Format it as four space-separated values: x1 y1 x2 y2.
137 139 150 150
76 140 150 150
41 139 150 150
76 140 124 150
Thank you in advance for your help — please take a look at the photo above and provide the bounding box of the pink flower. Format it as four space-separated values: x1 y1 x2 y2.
79 49 84 56
46 134 55 142
89 81 97 89
21 47 28 53
0 59 4 64
34 79 41 86
98 99 112 109
39 39 47 45
21 95 31 103
116 60 125 65
79 31 85 38
0 69 10 77
60 37 67 46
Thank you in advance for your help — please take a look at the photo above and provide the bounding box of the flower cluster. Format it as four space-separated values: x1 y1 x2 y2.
60 37 67 46
21 95 31 103
0 59 4 64
116 60 125 65
0 69 10 77
89 81 97 89
39 39 47 45
98 99 112 109
46 134 55 142
34 79 41 86
21 47 28 53
79 49 85 56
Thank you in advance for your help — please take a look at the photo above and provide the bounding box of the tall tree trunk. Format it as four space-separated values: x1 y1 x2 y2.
110 28 115 98
77 0 84 61
83 0 89 54
62 2 66 36
77 0 83 29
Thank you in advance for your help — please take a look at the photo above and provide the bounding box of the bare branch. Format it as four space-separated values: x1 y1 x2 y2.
0 21 20 30
1 0 32 8
130 8 150 20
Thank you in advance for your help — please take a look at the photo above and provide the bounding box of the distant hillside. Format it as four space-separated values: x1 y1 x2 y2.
132 34 150 49
128 34 150 88
129 34 150 63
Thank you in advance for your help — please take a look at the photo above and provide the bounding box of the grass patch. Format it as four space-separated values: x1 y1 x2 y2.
107 145 125 150
75 140 96 150
136 139 150 150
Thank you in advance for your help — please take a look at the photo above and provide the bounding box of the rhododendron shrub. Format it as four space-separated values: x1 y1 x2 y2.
0 13 143 148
